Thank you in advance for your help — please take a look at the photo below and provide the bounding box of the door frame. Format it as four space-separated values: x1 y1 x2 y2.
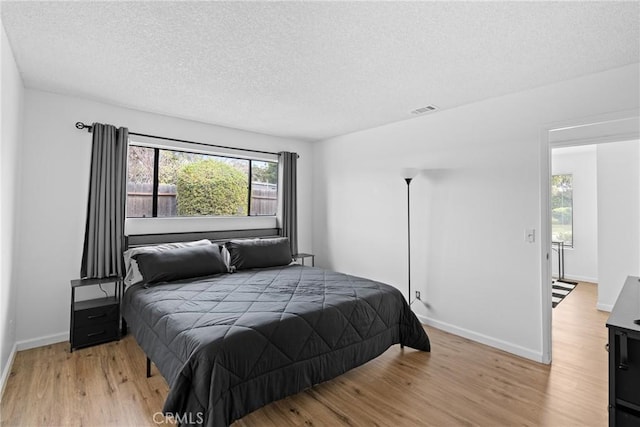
539 108 640 364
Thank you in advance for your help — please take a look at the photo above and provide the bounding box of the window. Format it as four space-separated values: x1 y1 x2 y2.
126 145 278 218
551 174 573 246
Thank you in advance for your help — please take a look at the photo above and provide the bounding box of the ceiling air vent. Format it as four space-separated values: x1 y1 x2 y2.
411 105 438 115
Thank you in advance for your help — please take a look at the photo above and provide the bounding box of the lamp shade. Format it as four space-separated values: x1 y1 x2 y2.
402 168 419 180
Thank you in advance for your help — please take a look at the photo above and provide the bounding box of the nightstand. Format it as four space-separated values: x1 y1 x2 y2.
70 277 123 352
293 253 315 267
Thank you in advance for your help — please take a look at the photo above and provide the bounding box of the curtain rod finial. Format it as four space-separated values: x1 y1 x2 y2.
75 122 92 132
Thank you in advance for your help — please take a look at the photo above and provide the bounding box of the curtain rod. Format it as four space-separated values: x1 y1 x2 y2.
75 122 292 157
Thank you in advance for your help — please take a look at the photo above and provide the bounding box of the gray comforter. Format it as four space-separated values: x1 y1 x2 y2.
122 264 430 426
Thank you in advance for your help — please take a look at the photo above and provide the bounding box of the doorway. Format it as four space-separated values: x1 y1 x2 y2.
550 145 596 307
540 110 640 363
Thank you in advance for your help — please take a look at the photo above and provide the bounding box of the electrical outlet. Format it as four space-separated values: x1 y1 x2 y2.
415 290 421 300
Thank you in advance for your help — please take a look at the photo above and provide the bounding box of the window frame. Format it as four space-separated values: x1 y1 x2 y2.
551 173 574 247
126 142 279 219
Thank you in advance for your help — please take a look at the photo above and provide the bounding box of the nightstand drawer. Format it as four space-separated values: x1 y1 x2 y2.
73 321 119 348
74 303 119 327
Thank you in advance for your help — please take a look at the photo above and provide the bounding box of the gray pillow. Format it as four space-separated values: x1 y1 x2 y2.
225 237 292 270
133 244 228 285
122 239 213 286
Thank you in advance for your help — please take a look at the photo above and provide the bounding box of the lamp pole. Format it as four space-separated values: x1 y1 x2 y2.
405 177 413 304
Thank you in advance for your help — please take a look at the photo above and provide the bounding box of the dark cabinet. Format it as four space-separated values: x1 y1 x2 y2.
70 277 123 351
607 276 640 426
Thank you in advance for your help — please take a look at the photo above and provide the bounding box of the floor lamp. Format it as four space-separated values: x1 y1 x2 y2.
402 168 418 305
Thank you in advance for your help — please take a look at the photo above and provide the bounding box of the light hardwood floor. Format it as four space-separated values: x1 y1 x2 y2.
1 281 609 426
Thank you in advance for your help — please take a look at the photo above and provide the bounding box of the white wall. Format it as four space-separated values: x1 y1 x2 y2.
551 146 598 282
313 63 640 361
0 20 24 391
14 89 313 346
597 140 640 311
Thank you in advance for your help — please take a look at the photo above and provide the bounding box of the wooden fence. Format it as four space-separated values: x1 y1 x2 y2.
126 182 277 217
250 183 277 216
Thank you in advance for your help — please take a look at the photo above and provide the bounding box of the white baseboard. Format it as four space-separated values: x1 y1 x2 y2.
416 314 545 363
596 303 613 312
0 342 17 402
15 332 68 352
2 332 69 401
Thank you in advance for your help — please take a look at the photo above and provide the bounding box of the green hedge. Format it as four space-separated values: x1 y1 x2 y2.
176 160 247 216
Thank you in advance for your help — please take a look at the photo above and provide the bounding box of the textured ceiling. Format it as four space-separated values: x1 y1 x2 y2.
1 1 639 141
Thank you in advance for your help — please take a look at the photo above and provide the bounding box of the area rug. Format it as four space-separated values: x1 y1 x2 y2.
552 280 577 308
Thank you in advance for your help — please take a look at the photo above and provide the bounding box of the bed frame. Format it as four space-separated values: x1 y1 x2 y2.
125 228 281 248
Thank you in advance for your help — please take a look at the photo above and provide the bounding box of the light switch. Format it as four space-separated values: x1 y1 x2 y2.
525 228 535 243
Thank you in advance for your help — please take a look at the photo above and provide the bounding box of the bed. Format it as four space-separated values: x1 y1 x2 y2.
121 233 430 426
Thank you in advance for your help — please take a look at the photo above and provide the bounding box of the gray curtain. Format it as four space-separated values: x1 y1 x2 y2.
279 152 298 255
81 123 128 279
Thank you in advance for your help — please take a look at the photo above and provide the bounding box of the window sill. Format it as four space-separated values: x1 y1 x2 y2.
125 216 277 236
